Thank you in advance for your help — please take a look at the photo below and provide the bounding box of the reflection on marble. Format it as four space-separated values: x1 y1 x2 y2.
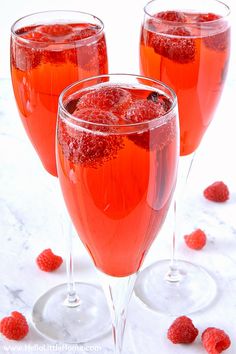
0 78 236 353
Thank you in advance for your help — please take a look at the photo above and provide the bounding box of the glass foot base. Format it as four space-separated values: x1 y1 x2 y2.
135 260 217 316
32 282 111 343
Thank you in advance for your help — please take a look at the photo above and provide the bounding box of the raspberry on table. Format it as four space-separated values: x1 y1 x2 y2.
203 181 229 202
202 327 231 353
36 248 63 272
0 311 29 340
167 316 199 344
184 229 207 250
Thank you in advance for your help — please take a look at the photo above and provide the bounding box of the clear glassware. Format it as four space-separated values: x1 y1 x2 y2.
10 10 110 342
136 0 231 315
56 73 179 353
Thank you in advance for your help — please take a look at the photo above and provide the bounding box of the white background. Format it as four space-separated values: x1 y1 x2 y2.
0 0 235 78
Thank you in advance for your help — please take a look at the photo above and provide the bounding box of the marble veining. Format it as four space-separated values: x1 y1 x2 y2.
0 78 236 353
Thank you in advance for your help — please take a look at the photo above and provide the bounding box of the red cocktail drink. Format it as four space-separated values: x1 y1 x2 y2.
11 12 107 176
57 75 179 277
140 7 230 155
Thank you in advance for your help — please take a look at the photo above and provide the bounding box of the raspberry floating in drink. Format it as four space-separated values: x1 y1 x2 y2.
58 107 123 167
59 82 175 166
155 11 186 23
76 86 133 116
196 12 220 22
123 98 175 150
37 24 73 37
150 26 196 64
123 99 166 123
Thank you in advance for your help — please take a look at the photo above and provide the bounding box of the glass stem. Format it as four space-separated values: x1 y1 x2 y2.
100 272 137 354
50 176 80 307
165 153 196 283
64 213 80 307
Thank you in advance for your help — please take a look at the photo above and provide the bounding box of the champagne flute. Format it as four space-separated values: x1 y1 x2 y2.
56 73 179 353
10 10 110 342
135 0 231 315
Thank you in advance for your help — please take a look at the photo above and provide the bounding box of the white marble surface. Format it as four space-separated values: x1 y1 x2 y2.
0 71 236 354
0 1 236 352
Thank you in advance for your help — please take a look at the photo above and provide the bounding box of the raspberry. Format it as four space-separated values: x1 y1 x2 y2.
58 108 124 167
202 327 231 353
11 26 46 71
11 44 41 71
22 24 101 66
36 248 63 272
35 24 74 65
13 25 70 69
73 33 107 70
167 316 199 344
147 91 172 111
123 99 166 123
37 24 73 38
151 26 195 64
21 30 50 42
204 181 229 202
195 13 230 52
184 229 207 250
76 86 132 117
70 26 99 41
72 107 119 124
204 29 230 52
60 24 107 70
196 13 221 22
12 23 107 70
124 98 175 151
155 11 186 22
0 311 29 340
65 98 80 114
